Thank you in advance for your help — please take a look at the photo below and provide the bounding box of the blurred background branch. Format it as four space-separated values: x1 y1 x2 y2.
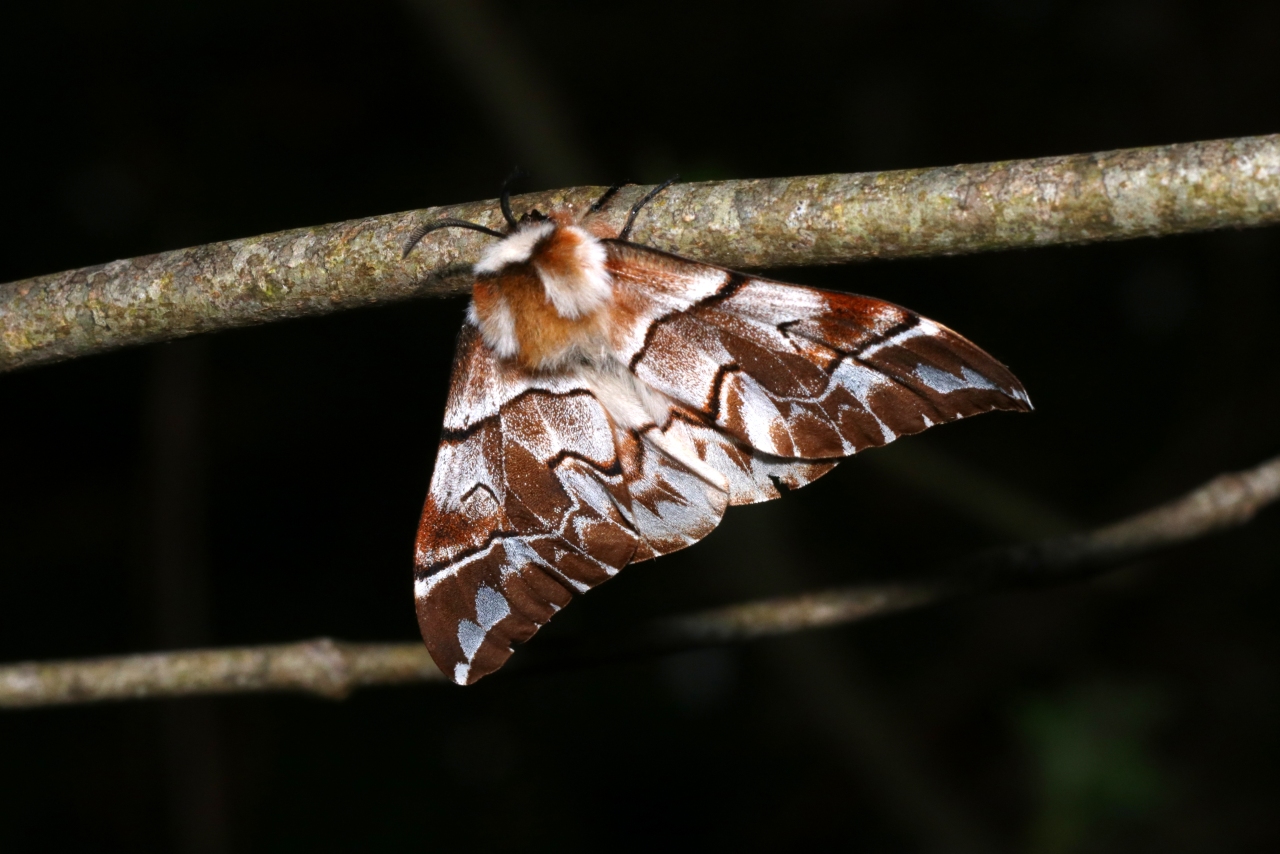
2 133 1277 373
3 452 1275 710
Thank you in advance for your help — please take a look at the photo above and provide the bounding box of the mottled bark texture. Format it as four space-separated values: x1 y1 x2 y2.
3 134 1278 373
4 453 1276 708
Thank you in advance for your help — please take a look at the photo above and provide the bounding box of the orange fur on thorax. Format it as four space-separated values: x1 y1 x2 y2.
472 267 606 371
534 223 591 285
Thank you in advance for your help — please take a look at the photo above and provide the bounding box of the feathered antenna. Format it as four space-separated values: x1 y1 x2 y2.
400 219 506 260
618 175 679 241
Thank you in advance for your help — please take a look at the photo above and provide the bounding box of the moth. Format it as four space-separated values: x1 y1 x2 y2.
402 178 1030 685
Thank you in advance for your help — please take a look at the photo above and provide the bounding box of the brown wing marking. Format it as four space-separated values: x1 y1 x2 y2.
417 325 771 683
415 326 642 685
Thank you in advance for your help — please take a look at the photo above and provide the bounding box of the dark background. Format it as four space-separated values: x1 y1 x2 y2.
2 1 1278 851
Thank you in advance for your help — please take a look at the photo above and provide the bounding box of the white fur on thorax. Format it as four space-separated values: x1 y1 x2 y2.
532 225 611 319
466 300 518 359
474 220 555 274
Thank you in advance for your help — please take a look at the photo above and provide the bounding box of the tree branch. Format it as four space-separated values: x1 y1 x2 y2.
3 453 1276 709
3 134 1278 373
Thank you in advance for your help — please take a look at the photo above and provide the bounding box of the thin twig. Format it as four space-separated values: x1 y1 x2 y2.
3 454 1277 709
2 134 1278 373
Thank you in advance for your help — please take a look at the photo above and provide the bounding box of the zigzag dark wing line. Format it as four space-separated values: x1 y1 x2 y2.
415 325 642 685
609 415 729 563
605 239 1030 475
